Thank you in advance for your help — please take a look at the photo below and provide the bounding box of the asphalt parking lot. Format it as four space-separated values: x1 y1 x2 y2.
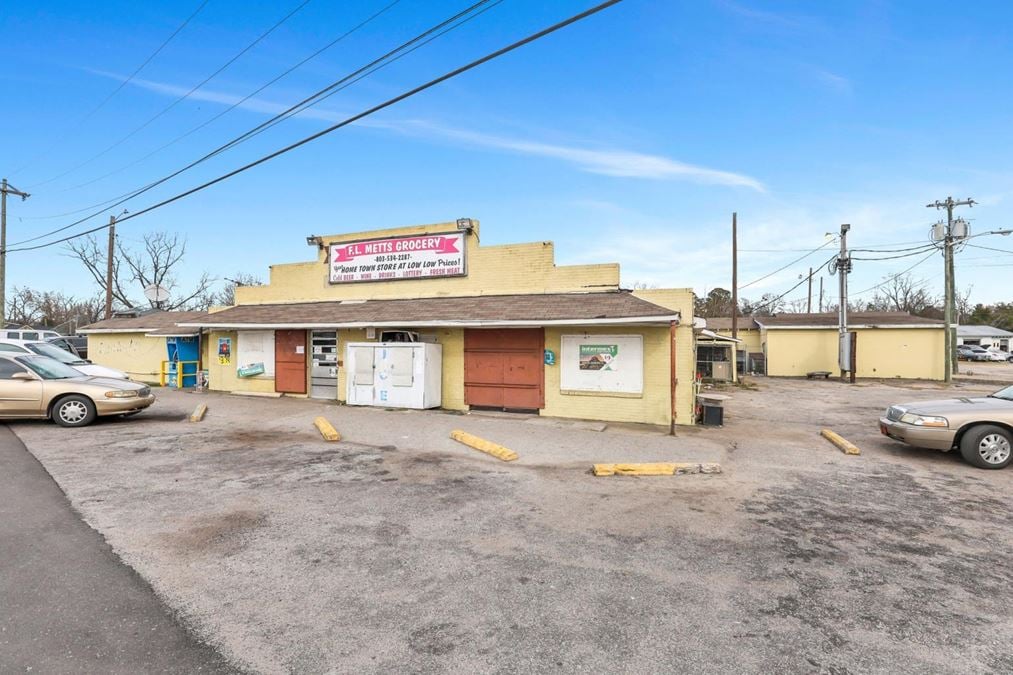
10 377 1013 674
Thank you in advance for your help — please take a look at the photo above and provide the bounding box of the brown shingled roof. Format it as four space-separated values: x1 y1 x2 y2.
80 310 209 333
756 312 943 328
179 292 679 327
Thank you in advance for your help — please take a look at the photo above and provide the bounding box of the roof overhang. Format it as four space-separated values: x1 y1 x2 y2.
759 323 943 330
178 315 680 330
78 328 155 334
696 329 741 343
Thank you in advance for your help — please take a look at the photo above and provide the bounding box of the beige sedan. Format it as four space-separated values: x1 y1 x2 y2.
879 384 1013 469
0 354 155 427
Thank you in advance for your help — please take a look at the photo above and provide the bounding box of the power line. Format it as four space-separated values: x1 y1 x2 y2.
27 0 314 190
966 242 1013 255
739 239 836 290
11 0 211 178
848 250 938 297
745 255 836 313
5 0 625 254
48 0 404 199
9 0 499 247
851 244 939 261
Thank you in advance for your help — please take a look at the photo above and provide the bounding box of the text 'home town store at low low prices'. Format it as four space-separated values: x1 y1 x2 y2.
172 220 698 428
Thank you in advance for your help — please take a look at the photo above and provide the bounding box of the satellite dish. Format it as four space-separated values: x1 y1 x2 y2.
143 284 171 303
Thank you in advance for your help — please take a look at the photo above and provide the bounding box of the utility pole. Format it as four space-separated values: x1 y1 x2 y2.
0 178 30 329
927 196 974 384
104 214 117 320
731 212 738 340
834 224 852 380
818 277 824 313
807 266 813 313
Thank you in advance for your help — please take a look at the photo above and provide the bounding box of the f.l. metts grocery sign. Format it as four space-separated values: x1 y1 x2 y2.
328 232 467 284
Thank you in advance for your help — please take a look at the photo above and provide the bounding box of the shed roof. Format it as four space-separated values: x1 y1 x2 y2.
703 317 759 331
178 292 680 329
958 325 1013 338
80 310 208 334
756 312 943 329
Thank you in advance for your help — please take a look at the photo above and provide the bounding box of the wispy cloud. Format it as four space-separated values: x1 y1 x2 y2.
87 69 766 192
713 0 813 31
396 122 765 190
806 66 852 94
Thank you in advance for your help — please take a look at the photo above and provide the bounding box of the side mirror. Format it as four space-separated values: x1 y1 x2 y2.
86 359 93 364
11 372 34 381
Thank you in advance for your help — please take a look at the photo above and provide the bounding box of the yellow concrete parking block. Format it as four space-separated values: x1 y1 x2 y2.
592 462 722 476
314 417 341 442
450 430 518 462
820 429 861 455
188 403 208 423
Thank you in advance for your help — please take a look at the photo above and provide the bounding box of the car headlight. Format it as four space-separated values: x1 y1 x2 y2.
899 413 948 428
105 390 139 399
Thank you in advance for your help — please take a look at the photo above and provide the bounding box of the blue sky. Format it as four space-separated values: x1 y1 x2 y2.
2 0 1012 308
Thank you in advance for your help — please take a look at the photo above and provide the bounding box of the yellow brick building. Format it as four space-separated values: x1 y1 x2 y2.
79 311 207 384
707 312 945 380
173 220 697 428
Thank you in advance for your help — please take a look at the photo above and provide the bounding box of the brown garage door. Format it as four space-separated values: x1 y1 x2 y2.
275 330 307 394
464 328 544 411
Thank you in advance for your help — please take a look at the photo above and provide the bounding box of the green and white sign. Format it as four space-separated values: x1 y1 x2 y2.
579 344 619 371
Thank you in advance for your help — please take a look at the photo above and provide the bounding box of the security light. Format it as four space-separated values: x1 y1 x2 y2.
306 235 324 248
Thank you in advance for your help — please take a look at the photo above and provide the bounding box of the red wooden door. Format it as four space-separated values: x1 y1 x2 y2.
275 330 307 394
464 329 544 410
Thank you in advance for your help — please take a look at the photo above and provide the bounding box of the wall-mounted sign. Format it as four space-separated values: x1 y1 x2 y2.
544 349 556 366
560 334 643 394
217 337 232 365
329 232 467 284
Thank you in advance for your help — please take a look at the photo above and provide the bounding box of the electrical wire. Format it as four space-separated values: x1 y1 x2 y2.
739 239 836 290
5 0 625 254
9 0 500 247
27 0 314 190
10 0 211 178
47 0 404 200
848 251 938 297
966 243 1013 255
744 255 836 313
851 244 939 261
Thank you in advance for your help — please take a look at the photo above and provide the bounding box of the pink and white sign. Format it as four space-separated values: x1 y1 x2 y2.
328 232 467 284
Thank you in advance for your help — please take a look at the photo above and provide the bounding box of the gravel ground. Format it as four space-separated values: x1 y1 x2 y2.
12 378 1013 674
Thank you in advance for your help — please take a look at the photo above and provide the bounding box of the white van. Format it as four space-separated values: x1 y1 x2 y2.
3 329 61 341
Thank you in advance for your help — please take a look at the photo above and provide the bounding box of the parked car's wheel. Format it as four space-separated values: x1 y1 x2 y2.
51 395 97 428
959 424 1013 469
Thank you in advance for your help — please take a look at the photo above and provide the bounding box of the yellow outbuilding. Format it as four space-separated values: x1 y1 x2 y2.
707 312 945 380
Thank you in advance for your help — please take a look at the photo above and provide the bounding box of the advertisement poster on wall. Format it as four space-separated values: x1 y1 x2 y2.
561 335 643 394
328 231 467 284
218 337 232 365
578 344 619 371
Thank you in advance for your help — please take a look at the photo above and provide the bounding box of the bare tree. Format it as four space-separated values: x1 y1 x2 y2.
6 287 103 330
955 285 974 323
213 273 263 307
66 231 214 311
867 273 939 316
782 298 811 313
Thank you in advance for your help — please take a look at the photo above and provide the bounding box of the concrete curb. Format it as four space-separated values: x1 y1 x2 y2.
820 429 861 455
314 417 341 442
188 403 207 423
450 430 518 462
592 462 722 476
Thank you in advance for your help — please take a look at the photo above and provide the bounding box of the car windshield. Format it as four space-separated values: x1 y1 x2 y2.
990 386 1013 401
16 355 85 380
26 342 86 364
